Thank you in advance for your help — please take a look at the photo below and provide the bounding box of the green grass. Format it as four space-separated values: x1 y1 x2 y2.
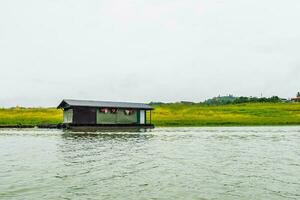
0 107 62 126
150 103 300 126
1 103 300 127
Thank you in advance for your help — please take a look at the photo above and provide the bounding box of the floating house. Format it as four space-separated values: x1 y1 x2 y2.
57 99 154 130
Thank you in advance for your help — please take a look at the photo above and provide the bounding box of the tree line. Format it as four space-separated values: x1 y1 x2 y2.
149 92 300 106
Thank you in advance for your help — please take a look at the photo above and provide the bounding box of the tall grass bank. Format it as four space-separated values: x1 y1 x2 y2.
1 103 300 127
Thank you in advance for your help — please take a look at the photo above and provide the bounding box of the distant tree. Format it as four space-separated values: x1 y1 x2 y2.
204 95 237 105
204 95 283 105
269 96 280 102
297 92 300 97
233 97 249 104
149 102 165 105
232 96 282 104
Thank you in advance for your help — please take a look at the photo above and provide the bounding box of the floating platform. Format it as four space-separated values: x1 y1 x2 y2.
0 124 155 131
64 124 155 132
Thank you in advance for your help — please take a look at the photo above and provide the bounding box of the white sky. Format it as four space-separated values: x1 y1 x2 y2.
1 0 300 107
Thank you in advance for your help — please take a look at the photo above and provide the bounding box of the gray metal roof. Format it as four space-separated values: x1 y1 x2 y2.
57 99 153 110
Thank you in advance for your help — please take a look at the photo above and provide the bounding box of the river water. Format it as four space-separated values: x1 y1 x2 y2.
0 127 300 200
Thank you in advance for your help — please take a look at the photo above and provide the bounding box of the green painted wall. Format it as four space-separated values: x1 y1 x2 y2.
63 109 73 123
117 110 137 124
97 109 138 124
97 112 116 124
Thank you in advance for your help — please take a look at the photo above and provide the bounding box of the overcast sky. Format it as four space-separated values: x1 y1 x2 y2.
1 0 300 107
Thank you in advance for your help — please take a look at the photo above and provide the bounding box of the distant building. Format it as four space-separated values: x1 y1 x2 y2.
280 98 290 103
57 99 154 129
291 97 300 102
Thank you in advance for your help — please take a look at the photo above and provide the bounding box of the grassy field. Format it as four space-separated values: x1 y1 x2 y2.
1 103 300 126
0 107 62 126
151 103 300 126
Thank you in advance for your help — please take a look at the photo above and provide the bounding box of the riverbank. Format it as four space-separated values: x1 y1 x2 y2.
153 103 300 126
1 103 300 127
0 108 62 127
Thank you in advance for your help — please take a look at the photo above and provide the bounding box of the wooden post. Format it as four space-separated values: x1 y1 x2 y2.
150 110 152 125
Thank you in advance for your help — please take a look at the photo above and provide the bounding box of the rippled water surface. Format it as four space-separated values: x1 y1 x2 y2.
1 127 300 200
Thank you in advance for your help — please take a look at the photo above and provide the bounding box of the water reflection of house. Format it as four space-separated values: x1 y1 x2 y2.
57 99 154 130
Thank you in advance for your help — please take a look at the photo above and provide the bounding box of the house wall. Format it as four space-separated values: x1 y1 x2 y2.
96 111 116 124
63 109 73 123
97 109 138 124
117 109 138 124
